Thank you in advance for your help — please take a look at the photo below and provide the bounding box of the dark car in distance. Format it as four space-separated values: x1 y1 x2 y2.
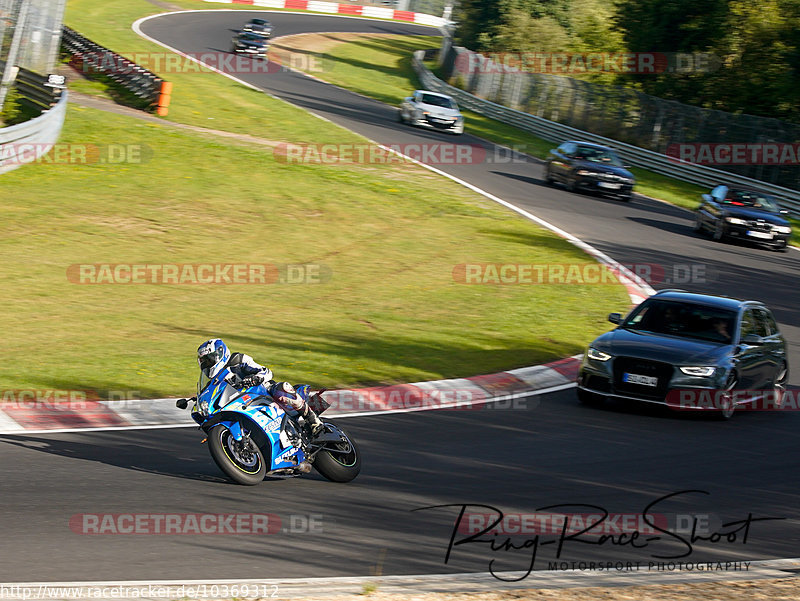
693 185 792 251
544 141 635 201
231 32 269 59
577 290 789 419
242 18 273 38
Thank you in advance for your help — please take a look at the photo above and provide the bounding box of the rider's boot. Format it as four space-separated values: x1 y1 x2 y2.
302 404 324 437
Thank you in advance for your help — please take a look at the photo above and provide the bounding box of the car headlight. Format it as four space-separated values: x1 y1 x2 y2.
725 217 747 225
774 226 792 234
587 347 612 362
679 366 716 377
576 170 599 177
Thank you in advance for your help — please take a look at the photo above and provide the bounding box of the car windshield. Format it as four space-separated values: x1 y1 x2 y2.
621 300 737 344
573 146 624 167
241 34 266 43
722 189 781 213
420 94 457 110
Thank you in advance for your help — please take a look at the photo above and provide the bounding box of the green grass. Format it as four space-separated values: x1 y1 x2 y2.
0 103 629 397
0 1 631 398
64 0 396 142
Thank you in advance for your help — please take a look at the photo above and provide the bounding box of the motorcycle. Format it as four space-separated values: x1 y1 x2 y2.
176 367 361 485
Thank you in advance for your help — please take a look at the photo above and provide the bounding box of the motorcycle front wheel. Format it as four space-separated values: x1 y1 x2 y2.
313 424 361 483
208 424 267 485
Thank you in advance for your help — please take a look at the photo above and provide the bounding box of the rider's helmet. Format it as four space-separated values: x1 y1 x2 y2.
197 339 230 378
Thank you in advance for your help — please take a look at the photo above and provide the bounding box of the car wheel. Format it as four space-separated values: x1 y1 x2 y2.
693 213 704 233
566 176 578 193
774 240 788 253
577 387 604 407
397 109 405 123
716 374 738 420
773 362 789 409
544 166 555 185
619 194 632 202
712 219 726 242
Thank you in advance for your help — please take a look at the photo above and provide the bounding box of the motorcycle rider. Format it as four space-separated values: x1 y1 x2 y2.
196 338 324 436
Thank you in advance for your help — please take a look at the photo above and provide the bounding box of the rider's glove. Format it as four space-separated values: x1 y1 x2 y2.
241 375 263 388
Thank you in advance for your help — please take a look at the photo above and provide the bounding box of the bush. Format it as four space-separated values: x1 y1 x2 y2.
0 85 25 127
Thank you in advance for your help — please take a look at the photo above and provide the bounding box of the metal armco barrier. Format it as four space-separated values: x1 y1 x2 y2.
412 51 800 217
61 25 169 114
0 88 68 175
0 60 61 112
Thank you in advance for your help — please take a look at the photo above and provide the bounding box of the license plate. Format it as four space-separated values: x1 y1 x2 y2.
747 230 773 239
623 373 658 387
598 182 622 189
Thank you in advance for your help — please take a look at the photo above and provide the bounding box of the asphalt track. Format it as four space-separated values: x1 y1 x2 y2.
1 10 799 585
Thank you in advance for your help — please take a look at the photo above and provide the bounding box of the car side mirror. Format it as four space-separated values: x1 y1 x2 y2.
741 333 764 345
608 313 622 324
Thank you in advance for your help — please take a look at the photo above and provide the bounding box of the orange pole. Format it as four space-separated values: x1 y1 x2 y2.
156 80 172 116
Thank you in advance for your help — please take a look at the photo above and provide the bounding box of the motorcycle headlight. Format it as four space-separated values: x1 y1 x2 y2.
679 366 716 377
725 217 747 225
587 347 612 362
198 399 209 416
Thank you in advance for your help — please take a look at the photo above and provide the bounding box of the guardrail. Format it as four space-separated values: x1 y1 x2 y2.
14 68 61 112
61 26 170 114
412 51 800 218
0 88 68 175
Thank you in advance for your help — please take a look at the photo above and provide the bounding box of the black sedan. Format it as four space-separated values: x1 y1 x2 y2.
693 185 793 251
231 32 269 59
242 18 273 38
544 141 635 201
577 290 789 419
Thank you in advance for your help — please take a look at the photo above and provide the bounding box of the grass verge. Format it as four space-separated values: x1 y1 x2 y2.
0 102 629 396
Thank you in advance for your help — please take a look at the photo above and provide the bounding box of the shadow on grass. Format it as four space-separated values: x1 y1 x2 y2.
151 324 582 384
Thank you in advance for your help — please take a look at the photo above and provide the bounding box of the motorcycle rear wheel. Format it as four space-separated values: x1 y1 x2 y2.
208 424 267 485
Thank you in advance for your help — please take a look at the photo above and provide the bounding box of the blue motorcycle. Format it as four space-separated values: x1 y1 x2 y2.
176 367 361 485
